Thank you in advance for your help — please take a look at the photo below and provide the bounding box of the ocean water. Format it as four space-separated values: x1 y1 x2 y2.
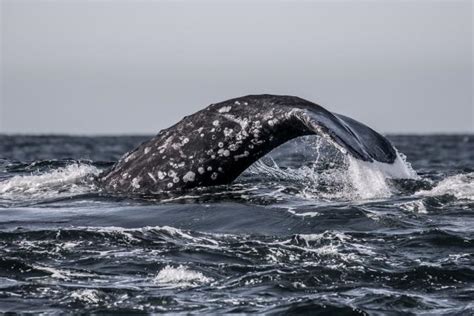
0 134 472 314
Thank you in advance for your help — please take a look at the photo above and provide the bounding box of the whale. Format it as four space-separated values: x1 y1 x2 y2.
99 95 396 194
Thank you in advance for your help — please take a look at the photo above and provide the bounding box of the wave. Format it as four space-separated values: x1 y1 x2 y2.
154 265 213 288
3 224 470 279
70 289 103 305
0 163 100 203
415 173 474 201
0 223 471 313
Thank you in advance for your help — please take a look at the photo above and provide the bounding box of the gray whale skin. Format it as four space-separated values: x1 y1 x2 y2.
99 95 396 194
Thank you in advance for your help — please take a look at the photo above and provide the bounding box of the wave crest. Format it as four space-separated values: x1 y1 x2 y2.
0 162 100 203
416 173 474 200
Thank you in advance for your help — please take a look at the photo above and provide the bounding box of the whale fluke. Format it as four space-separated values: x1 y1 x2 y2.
99 95 396 194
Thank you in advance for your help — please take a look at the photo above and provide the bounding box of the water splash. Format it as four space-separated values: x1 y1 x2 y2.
245 136 418 201
416 173 474 200
0 163 100 202
344 151 418 199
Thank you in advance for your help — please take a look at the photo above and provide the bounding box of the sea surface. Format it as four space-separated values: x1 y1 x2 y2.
0 134 472 314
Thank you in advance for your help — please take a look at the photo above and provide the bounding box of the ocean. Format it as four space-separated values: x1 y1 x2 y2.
0 134 472 314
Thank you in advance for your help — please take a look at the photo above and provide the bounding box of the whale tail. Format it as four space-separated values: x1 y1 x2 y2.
291 107 396 164
99 95 397 194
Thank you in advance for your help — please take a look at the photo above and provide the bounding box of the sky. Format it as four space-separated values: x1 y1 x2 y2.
1 0 472 135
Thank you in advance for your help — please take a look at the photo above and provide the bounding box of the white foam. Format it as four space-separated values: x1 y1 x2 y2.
57 225 222 248
32 265 96 280
288 231 375 263
415 173 474 200
0 163 100 201
297 231 350 244
344 151 418 200
70 289 101 304
247 149 418 201
399 200 428 214
154 265 212 287
287 209 320 217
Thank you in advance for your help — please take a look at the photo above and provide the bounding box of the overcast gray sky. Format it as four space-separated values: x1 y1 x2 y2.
1 0 472 135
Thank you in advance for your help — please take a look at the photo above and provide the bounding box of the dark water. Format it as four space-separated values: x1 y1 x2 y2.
0 134 472 314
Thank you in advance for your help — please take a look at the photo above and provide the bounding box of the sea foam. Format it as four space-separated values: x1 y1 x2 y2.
154 265 213 288
0 163 100 201
416 172 474 200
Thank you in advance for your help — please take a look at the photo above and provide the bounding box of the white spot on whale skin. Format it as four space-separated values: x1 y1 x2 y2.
168 170 177 178
223 128 233 137
167 183 174 188
173 177 180 183
144 147 151 154
222 114 250 131
158 171 166 180
131 177 141 189
223 150 230 157
218 142 224 148
212 120 220 126
124 152 137 163
218 106 232 113
158 135 174 152
234 151 250 161
198 167 205 174
207 166 213 171
251 138 263 145
211 172 218 180
148 172 157 183
183 171 196 182
228 144 238 151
